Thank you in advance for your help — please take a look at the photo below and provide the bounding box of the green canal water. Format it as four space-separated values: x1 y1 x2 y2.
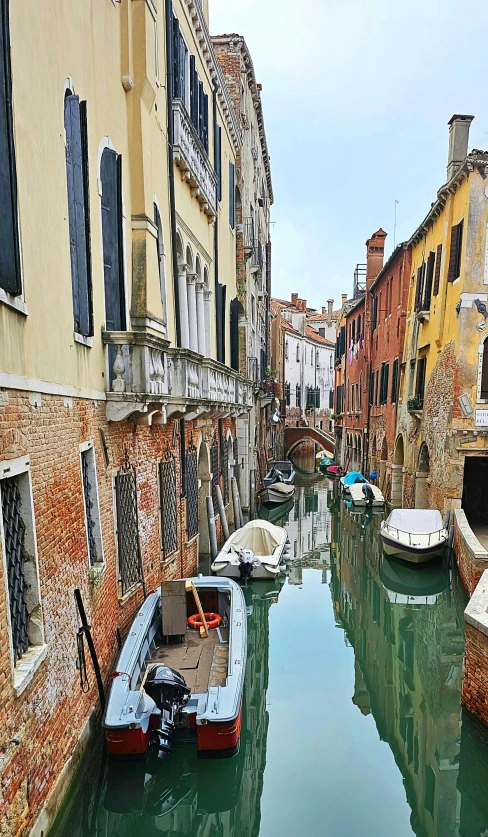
50 460 488 837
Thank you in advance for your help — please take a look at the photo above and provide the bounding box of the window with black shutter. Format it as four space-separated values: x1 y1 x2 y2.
433 243 442 296
391 358 399 403
296 384 301 408
339 325 346 357
422 251 435 311
285 382 290 406
198 80 204 145
415 356 427 403
0 0 21 295
101 148 126 333
215 124 222 202
448 220 463 282
190 55 198 129
414 264 425 312
64 94 93 336
229 162 235 229
202 91 208 153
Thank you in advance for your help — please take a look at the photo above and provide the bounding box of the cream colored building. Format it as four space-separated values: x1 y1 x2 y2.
0 1 262 832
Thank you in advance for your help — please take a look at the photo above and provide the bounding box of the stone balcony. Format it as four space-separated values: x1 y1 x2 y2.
172 99 217 218
102 332 253 423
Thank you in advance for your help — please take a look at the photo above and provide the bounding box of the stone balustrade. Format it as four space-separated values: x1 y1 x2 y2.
172 100 217 217
102 332 252 422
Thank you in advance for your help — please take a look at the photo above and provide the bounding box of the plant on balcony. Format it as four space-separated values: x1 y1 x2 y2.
407 395 423 411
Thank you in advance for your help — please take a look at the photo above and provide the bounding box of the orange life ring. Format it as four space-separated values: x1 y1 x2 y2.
188 612 222 630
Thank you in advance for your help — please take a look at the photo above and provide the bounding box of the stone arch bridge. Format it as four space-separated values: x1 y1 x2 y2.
284 426 335 459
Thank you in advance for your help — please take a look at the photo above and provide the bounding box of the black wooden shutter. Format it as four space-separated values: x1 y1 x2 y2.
79 101 93 335
230 297 239 371
216 125 222 202
414 265 423 311
190 55 197 127
179 34 186 104
448 223 461 283
229 162 235 229
64 95 91 336
203 92 209 152
101 148 125 333
220 283 226 365
423 251 435 310
0 0 20 295
198 80 204 144
433 244 442 296
172 16 180 98
384 364 389 404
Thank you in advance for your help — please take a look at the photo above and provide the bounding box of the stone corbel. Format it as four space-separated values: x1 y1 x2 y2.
106 401 148 423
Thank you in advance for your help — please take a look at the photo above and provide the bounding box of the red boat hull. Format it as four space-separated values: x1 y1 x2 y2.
197 705 242 758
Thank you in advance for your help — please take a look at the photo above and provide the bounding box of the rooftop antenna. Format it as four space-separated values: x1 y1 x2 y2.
393 199 399 248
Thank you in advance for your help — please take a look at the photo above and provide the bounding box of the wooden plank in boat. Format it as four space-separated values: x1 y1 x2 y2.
209 645 229 688
180 645 202 670
161 581 187 636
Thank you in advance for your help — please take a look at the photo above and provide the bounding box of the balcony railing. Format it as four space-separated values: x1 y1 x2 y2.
172 100 217 217
103 332 253 422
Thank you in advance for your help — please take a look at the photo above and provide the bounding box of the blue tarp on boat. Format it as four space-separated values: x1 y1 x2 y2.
343 471 367 485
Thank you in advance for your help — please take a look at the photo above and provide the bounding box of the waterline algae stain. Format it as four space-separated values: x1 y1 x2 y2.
49 474 488 837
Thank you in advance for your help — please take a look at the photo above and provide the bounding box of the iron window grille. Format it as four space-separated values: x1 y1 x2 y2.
115 454 144 596
1 477 29 665
186 440 198 541
211 435 220 512
159 449 178 558
222 441 229 505
81 446 102 566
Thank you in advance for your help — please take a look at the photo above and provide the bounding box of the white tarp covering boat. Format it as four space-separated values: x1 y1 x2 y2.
258 482 295 504
380 509 447 564
349 483 385 507
211 519 289 580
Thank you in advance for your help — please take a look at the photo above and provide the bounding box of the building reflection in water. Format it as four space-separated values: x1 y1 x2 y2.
329 499 488 837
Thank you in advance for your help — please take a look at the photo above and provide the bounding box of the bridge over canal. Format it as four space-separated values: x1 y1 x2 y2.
284 425 335 459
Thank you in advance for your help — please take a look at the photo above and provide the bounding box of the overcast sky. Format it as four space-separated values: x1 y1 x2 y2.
210 0 488 311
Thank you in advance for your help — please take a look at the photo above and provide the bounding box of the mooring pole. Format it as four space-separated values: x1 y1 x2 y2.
206 495 218 561
231 477 243 530
215 484 229 541
249 469 256 520
74 588 105 710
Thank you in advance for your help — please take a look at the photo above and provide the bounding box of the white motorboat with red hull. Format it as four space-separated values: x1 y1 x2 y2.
103 576 246 760
380 509 448 564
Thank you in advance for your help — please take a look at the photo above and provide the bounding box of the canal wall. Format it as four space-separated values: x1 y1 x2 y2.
463 571 488 728
453 509 488 596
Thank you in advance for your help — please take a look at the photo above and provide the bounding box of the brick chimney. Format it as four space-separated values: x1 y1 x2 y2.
291 293 298 306
322 306 327 315
327 299 334 326
366 228 387 287
447 114 474 181
341 294 347 305
301 299 307 311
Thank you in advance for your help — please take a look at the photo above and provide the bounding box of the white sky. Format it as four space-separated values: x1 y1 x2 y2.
210 0 488 311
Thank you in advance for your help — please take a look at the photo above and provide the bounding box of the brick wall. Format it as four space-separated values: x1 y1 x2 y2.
463 570 488 726
453 509 488 596
0 389 235 834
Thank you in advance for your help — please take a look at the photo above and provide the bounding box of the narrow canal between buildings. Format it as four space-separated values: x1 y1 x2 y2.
51 451 488 837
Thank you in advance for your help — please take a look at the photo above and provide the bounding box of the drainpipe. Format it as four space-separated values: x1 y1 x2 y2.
165 0 181 346
212 79 221 363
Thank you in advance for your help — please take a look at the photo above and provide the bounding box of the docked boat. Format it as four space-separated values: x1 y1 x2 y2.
349 482 385 507
103 576 246 760
325 464 345 479
379 554 448 606
258 482 295 504
340 471 368 495
263 460 295 487
380 509 448 564
211 519 289 580
258 496 294 524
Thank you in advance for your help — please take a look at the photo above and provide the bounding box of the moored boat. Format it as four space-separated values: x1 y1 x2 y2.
211 519 289 580
340 471 368 495
103 576 246 760
258 482 295 504
263 460 295 487
379 553 448 605
380 509 448 564
325 465 345 479
258 496 294 524
349 482 385 507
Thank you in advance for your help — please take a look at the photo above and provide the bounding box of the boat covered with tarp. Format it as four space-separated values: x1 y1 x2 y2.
212 519 289 580
380 509 448 563
340 471 368 494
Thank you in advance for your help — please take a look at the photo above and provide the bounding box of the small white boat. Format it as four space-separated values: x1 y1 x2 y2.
340 471 367 495
380 509 448 564
211 519 289 580
263 461 295 487
258 482 295 504
349 482 385 507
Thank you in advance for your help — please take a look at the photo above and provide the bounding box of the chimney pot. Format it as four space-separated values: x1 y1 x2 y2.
447 114 474 181
327 299 333 326
342 294 347 304
322 306 327 315
291 293 298 306
302 299 307 310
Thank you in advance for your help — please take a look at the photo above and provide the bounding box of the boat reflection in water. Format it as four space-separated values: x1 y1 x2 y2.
331 503 472 837
55 580 281 837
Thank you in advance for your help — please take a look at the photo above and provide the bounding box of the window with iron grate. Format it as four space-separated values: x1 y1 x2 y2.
0 458 44 680
186 443 198 541
211 436 219 512
159 451 178 557
80 442 103 567
114 456 144 596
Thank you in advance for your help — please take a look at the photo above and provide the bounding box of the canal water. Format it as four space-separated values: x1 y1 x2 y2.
50 452 488 837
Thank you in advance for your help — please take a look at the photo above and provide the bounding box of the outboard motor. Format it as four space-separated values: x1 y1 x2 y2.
362 483 375 508
144 665 191 756
238 548 256 583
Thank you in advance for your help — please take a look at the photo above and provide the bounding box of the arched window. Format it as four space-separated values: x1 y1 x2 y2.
153 203 167 333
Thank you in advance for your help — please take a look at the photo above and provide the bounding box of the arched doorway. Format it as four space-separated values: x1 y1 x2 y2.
414 442 430 509
197 440 212 559
391 436 404 507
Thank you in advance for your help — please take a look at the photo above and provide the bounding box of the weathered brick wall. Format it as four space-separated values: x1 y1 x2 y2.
0 389 235 834
463 622 488 726
453 509 488 596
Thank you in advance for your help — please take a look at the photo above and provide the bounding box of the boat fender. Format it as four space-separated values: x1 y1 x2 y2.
188 612 223 631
